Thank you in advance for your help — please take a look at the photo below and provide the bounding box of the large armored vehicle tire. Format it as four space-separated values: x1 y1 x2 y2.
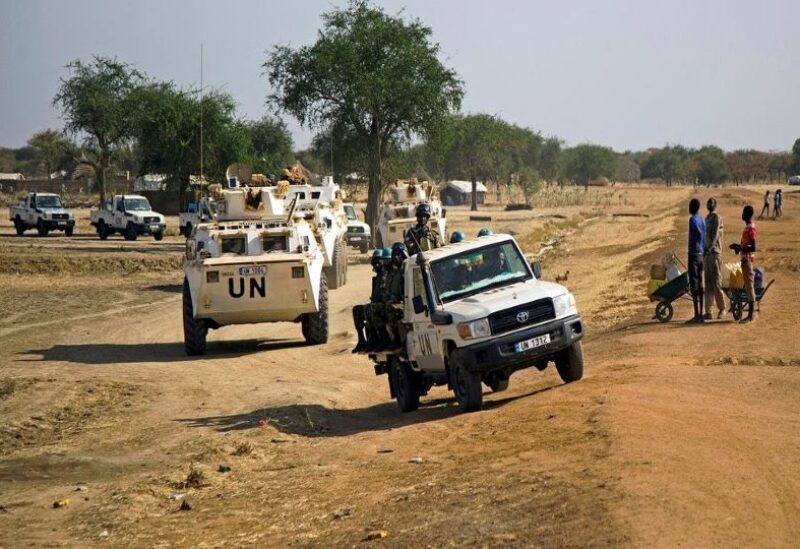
555 341 584 383
65 225 74 237
303 273 328 344
14 217 25 236
124 223 138 241
327 239 346 289
449 352 483 412
97 220 109 240
153 231 164 241
36 218 49 237
182 278 208 356
359 241 368 254
391 357 420 413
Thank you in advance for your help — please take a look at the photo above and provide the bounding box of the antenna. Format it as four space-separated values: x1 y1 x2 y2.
200 43 204 189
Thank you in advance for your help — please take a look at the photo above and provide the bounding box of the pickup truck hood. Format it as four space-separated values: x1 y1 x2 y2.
40 208 72 216
347 221 370 232
441 279 569 321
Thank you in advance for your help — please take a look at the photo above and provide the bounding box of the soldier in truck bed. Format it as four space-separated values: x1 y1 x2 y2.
384 243 409 350
404 203 440 256
352 249 388 353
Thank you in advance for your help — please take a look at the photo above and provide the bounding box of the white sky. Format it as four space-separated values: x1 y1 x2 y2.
1 0 798 151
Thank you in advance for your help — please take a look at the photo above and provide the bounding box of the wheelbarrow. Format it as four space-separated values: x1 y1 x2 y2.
724 279 775 320
650 271 691 322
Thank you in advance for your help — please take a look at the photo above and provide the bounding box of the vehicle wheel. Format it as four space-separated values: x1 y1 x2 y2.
36 218 49 237
301 315 309 340
124 223 138 241
449 353 483 412
304 273 328 344
486 373 509 392
555 341 584 384
655 302 673 323
341 241 348 285
534 359 549 371
153 231 164 241
183 277 207 356
327 240 344 289
65 225 74 237
184 222 192 238
359 242 368 254
391 358 420 412
97 220 109 240
732 303 742 321
14 217 25 236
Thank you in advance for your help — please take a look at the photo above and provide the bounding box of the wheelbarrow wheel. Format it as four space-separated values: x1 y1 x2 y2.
732 303 742 321
655 302 674 323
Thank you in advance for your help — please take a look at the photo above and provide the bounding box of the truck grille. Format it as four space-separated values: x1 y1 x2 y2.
52 213 69 220
488 298 555 335
144 216 159 223
347 226 365 234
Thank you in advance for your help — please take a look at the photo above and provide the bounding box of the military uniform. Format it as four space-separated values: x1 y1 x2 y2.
404 224 440 256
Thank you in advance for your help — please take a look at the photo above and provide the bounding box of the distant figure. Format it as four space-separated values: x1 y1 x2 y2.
729 205 757 323
687 198 706 323
773 189 783 219
759 190 770 219
703 198 726 319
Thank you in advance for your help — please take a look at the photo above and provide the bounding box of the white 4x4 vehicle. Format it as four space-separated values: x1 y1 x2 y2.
359 234 585 413
9 192 75 236
90 194 166 241
343 203 370 254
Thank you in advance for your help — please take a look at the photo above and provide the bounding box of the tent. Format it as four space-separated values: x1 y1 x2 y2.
442 180 487 206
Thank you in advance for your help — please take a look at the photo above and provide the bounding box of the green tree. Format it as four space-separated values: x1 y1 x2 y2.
53 56 143 203
265 0 463 231
561 144 617 189
614 152 641 183
693 146 730 185
539 136 562 183
641 145 688 186
27 129 77 179
247 116 294 176
792 138 800 174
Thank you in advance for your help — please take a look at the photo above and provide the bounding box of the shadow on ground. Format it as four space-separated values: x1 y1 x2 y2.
177 385 558 437
20 339 308 365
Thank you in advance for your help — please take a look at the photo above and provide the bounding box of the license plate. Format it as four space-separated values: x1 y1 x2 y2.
57 222 66 226
514 333 551 353
150 224 160 231
239 266 267 276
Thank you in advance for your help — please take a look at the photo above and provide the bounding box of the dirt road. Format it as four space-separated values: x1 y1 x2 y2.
1 187 798 547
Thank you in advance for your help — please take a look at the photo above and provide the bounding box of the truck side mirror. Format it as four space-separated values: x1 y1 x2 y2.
431 311 453 325
530 260 542 279
412 295 426 315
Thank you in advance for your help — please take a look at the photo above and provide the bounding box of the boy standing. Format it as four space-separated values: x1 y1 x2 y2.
703 198 726 319
688 198 706 323
730 205 757 323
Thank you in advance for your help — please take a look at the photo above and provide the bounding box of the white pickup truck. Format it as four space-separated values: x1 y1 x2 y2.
343 203 370 254
357 234 585 413
90 194 166 241
179 197 216 237
9 192 75 236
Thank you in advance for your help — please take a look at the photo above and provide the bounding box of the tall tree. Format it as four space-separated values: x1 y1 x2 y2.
538 136 563 184
27 129 76 179
53 56 143 203
561 144 617 189
247 116 294 176
792 138 800 174
265 0 463 232
693 146 730 185
641 145 688 186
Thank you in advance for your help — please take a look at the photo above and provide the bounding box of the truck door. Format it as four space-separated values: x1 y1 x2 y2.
26 196 35 224
407 266 445 372
114 198 126 228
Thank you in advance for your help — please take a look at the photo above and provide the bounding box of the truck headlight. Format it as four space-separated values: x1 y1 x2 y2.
457 318 491 340
553 292 577 318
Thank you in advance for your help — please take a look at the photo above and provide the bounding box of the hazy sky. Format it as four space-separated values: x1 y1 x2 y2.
1 0 798 152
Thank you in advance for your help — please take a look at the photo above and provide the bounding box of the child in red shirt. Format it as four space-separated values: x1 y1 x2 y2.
730 205 757 323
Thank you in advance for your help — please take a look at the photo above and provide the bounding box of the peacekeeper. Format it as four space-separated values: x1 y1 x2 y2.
384 243 409 351
365 248 393 351
449 231 465 244
404 203 440 256
477 227 493 237
352 249 388 353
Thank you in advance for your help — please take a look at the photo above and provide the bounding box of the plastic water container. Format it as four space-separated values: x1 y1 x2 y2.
754 268 764 290
666 265 681 281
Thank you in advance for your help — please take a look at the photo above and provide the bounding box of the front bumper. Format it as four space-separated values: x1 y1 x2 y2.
345 233 369 247
134 222 166 234
451 314 585 373
44 219 75 230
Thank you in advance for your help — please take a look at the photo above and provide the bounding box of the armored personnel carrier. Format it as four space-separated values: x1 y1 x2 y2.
182 184 328 355
375 180 446 249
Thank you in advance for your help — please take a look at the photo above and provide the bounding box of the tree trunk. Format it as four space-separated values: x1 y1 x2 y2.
470 175 478 211
98 153 109 205
365 133 382 247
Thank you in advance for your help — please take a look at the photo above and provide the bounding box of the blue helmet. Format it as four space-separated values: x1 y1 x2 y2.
477 227 493 237
391 242 408 261
372 249 383 259
415 203 432 218
382 247 392 258
450 231 465 243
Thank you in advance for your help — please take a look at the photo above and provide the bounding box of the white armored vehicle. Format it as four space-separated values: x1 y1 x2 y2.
9 192 75 236
182 185 328 355
375 180 446 249
356 234 585 413
90 194 166 241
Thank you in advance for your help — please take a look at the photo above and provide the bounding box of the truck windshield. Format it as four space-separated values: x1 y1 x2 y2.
344 205 357 221
124 198 151 211
430 241 531 303
37 195 63 208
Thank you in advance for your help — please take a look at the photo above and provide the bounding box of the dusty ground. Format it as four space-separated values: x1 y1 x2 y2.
1 186 798 547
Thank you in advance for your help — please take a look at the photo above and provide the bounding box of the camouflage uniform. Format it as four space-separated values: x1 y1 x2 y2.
384 245 408 349
404 224 440 256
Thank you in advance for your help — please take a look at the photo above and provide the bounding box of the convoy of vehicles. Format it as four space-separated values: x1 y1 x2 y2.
375 180 446 249
355 234 585 413
9 192 75 236
90 194 167 241
182 185 328 355
343 202 371 254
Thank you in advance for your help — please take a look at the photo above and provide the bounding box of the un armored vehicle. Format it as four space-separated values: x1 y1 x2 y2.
356 234 585 413
182 185 328 355
90 194 166 241
375 180 446 249
9 192 75 236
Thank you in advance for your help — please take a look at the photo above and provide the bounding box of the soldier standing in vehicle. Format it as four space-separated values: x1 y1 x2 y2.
703 197 726 319
352 249 387 353
404 203 440 255
384 243 408 350
365 249 393 351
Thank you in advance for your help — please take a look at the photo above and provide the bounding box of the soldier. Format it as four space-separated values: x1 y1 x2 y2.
404 203 440 255
352 249 387 353
449 230 465 244
384 243 409 350
477 227 493 237
365 249 393 351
